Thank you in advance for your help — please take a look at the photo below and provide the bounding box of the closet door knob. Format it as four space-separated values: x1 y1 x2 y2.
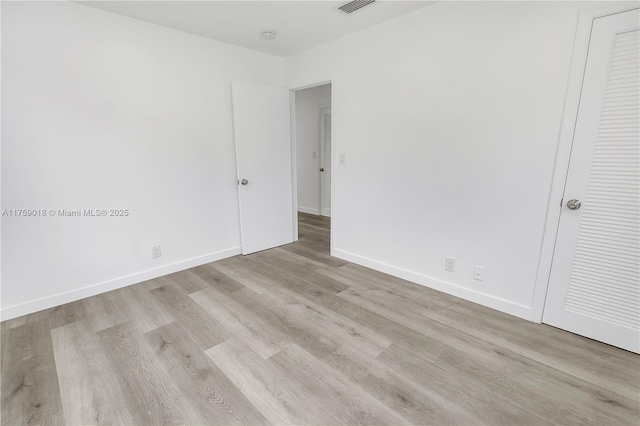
567 199 581 210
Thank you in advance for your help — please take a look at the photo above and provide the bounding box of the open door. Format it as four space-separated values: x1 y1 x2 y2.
232 82 294 255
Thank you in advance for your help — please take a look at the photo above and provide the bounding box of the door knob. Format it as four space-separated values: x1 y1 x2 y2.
567 199 581 210
240 179 249 186
320 168 325 172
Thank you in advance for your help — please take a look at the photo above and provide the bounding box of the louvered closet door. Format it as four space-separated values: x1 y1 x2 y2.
543 8 640 353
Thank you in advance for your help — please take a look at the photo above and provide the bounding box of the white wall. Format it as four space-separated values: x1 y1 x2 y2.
295 84 331 214
284 1 617 320
1 1 283 319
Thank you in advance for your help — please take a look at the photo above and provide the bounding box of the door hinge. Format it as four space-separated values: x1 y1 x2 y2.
560 198 564 207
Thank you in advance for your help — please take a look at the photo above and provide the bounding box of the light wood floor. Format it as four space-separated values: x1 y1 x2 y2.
1 212 639 425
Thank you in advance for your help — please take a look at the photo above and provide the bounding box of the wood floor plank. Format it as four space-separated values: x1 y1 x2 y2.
2 309 50 330
230 287 343 359
226 254 349 294
206 337 310 425
47 300 87 330
324 343 480 425
51 320 135 425
280 242 348 268
275 293 391 357
380 342 637 425
97 321 193 425
291 235 330 254
0 319 64 425
3 300 86 332
207 338 408 425
211 260 391 357
267 342 410 425
251 246 328 272
321 263 455 309
190 286 290 359
137 276 168 291
300 221 330 233
298 223 330 243
190 263 245 293
224 260 390 360
210 259 269 294
424 300 640 400
82 292 128 332
246 265 452 362
376 343 551 425
339 282 453 318
149 284 229 351
158 269 210 294
232 261 392 357
145 322 269 425
297 212 330 229
337 285 496 357
221 256 451 364
109 285 173 333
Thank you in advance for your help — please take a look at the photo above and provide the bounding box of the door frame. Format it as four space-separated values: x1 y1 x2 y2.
289 80 333 250
318 104 331 217
531 4 640 322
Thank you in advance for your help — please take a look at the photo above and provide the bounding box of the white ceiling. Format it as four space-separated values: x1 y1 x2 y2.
76 1 434 57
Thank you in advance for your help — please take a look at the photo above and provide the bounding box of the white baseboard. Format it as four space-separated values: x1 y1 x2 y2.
298 206 320 215
333 248 534 321
0 246 242 321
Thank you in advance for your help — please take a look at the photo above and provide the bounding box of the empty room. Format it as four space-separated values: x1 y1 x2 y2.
1 0 639 425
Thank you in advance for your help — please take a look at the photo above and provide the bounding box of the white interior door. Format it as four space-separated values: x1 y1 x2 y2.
542 9 640 353
232 82 294 255
319 107 332 217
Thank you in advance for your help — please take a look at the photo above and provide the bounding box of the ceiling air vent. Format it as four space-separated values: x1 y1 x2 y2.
338 0 376 14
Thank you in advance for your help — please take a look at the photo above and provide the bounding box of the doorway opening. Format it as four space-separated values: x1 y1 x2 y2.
292 82 332 254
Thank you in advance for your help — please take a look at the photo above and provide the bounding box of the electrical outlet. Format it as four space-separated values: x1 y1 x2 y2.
473 265 484 281
339 153 346 165
152 244 162 259
445 257 456 272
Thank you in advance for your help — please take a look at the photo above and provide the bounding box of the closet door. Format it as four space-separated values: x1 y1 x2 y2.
542 9 639 353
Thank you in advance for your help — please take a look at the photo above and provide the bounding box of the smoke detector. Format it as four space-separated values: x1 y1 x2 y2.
260 31 277 40
338 0 376 14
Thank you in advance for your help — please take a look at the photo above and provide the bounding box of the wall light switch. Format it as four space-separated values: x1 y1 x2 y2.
339 153 346 165
312 151 317 159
